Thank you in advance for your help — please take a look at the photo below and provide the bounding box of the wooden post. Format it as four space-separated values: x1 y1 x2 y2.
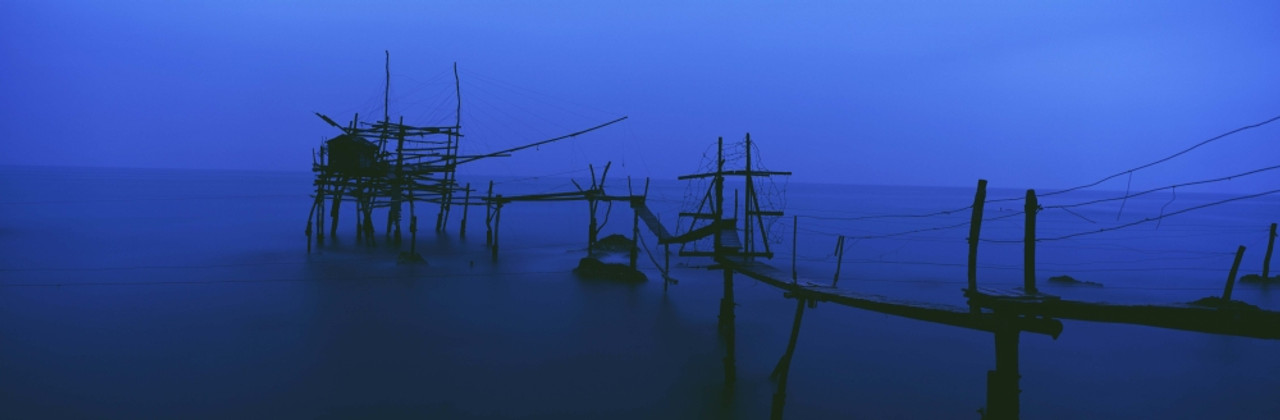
460 183 471 239
1224 245 1246 301
355 189 363 242
791 215 798 284
664 243 671 292
832 235 846 287
409 189 417 254
1024 189 1038 295
986 321 1021 420
722 266 736 385
492 199 503 260
770 297 807 420
485 180 494 245
1264 223 1276 279
968 179 988 294
630 207 640 270
306 203 314 254
363 195 376 246
329 181 342 239
393 116 406 243
744 133 753 257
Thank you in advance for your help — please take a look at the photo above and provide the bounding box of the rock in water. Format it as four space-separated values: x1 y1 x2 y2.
1048 275 1103 287
574 257 647 283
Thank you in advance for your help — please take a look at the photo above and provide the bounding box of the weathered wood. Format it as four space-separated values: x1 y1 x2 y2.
1024 189 1037 294
969 288 1280 339
722 257 1064 337
985 322 1021 420
770 297 807 420
1224 245 1245 300
633 201 673 241
968 179 988 294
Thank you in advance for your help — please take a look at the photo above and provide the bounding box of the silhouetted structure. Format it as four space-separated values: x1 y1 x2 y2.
304 51 625 255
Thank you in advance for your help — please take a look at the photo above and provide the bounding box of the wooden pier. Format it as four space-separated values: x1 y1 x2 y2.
636 135 1280 420
301 58 1279 419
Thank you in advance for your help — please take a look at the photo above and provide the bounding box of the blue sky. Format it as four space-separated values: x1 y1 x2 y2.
3 1 1278 193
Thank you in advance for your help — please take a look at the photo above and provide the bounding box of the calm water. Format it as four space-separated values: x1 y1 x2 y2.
1 166 1277 419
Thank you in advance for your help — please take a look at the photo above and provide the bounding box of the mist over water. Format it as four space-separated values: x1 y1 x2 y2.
1 166 1277 418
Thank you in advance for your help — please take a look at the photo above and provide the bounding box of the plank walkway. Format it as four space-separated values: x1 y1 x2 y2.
718 257 1063 337
721 257 1280 340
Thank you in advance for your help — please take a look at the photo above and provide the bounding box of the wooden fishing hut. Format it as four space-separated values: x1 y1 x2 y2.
304 51 626 256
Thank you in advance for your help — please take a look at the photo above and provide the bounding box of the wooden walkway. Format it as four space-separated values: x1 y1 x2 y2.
718 257 1063 337
720 257 1280 340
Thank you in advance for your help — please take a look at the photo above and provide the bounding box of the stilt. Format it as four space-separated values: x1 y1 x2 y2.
486 180 494 245
491 199 502 260
1023 189 1038 294
721 266 736 385
967 179 988 297
306 202 315 254
630 202 640 270
770 297 808 420
1224 245 1246 300
1264 223 1276 279
831 235 846 287
329 184 343 239
664 243 671 292
985 320 1021 420
460 183 471 239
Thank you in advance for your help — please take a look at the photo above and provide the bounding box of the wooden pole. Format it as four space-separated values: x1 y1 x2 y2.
770 297 807 420
832 235 846 287
986 321 1021 420
1264 223 1276 279
329 177 342 239
355 188 363 242
630 178 640 270
588 165 599 250
664 243 671 292
744 133 753 257
792 215 798 284
485 180 494 245
722 266 736 385
1024 189 1038 295
968 179 988 294
306 202 314 254
409 189 417 254
460 183 471 239
1224 245 1246 301
492 199 503 260
393 116 405 244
